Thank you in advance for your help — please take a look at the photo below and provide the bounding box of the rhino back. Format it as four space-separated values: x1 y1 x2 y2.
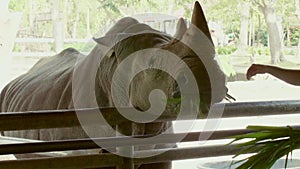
0 48 82 112
0 48 94 140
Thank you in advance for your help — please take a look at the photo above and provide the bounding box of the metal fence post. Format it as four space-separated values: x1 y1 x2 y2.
116 122 134 169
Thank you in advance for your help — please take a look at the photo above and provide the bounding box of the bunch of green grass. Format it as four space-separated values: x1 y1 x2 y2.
230 125 300 169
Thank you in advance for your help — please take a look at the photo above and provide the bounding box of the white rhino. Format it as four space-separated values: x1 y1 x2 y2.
0 1 227 169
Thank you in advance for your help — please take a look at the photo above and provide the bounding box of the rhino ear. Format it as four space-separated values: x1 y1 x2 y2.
173 18 187 40
191 1 213 44
93 37 115 58
93 36 112 47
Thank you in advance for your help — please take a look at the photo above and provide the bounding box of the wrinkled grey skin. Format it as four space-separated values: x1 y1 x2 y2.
0 2 227 169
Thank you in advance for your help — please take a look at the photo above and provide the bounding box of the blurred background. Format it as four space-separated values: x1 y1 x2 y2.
1 0 300 100
1 0 300 168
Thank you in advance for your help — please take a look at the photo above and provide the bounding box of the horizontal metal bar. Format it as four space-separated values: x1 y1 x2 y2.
134 145 241 164
220 100 300 118
0 100 299 131
14 38 55 43
11 52 90 57
11 52 56 57
0 136 42 144
0 136 72 157
0 153 123 169
0 107 128 131
0 146 241 169
14 38 90 43
0 129 255 155
0 101 297 169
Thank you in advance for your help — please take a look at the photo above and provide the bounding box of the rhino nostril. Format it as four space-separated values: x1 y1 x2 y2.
172 90 181 99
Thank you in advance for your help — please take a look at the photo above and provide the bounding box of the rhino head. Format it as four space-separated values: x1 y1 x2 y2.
94 2 227 117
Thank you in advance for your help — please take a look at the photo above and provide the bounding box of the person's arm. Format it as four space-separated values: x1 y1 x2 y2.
247 64 300 86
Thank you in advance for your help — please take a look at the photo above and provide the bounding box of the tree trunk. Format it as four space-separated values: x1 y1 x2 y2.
287 23 291 46
236 2 250 55
295 0 300 59
29 0 34 28
259 1 284 64
72 12 79 38
296 0 300 14
250 10 256 63
52 0 64 52
297 42 300 59
86 8 91 38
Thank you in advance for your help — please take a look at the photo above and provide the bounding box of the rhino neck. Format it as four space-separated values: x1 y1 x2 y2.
70 44 112 108
85 44 130 107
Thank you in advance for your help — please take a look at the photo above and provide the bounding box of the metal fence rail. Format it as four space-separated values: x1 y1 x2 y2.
1 100 300 131
0 146 242 169
0 100 299 169
0 129 254 155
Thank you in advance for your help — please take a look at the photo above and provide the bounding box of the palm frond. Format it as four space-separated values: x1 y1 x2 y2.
230 125 300 169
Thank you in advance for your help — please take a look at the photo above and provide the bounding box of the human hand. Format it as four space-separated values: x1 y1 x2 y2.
246 64 268 80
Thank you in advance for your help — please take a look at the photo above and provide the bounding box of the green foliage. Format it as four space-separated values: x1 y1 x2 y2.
248 47 270 56
276 0 295 18
278 60 300 69
13 44 22 52
9 0 29 12
216 46 237 55
63 42 95 52
217 55 236 77
231 125 300 169
207 0 240 33
289 28 300 46
255 29 269 46
7 0 300 55
283 49 295 56
8 0 197 39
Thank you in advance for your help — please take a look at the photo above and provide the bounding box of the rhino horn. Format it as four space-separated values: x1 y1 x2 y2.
191 1 213 44
174 18 187 40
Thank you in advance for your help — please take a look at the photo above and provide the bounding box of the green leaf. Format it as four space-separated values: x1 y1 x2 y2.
231 125 300 169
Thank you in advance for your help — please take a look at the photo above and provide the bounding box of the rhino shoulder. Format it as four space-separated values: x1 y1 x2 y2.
29 48 81 72
58 48 80 57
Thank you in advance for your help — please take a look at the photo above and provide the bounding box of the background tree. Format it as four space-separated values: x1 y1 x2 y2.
294 0 300 59
52 0 63 52
253 0 285 64
237 1 250 55
6 0 300 66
